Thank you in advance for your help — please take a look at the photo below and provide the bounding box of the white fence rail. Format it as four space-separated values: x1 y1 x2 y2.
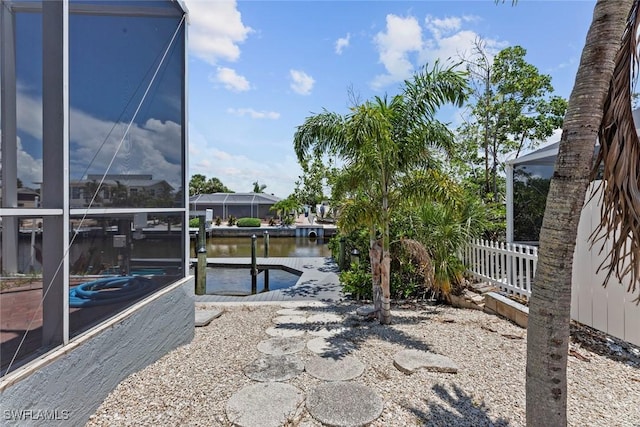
462 239 538 300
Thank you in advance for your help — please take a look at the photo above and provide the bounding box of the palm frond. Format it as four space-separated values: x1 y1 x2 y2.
590 0 640 302
293 110 348 162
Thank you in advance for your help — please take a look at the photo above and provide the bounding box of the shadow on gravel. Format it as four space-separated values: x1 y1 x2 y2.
407 384 511 427
272 302 444 358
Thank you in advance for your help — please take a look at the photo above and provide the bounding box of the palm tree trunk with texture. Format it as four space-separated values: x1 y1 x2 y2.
526 1 632 425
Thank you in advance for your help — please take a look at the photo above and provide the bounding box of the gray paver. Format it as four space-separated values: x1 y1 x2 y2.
243 354 305 382
306 382 383 427
226 382 304 427
265 326 305 338
307 337 356 358
393 349 459 374
194 309 222 327
305 355 365 381
257 337 306 355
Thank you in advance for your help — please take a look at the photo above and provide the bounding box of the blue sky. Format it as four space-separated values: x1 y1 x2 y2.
186 0 596 198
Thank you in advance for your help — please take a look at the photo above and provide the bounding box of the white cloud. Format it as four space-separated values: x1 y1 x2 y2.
289 70 315 95
227 108 280 120
213 67 251 92
371 13 507 90
185 0 253 64
335 33 351 55
189 145 301 198
371 14 424 90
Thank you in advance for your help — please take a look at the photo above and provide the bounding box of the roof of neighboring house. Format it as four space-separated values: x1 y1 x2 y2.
189 192 281 205
508 107 640 167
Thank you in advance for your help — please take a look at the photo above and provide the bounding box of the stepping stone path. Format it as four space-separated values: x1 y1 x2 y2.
226 382 304 427
244 354 305 382
307 337 356 358
393 349 459 374
257 337 306 355
226 304 459 425
306 382 383 427
264 326 305 338
305 355 365 381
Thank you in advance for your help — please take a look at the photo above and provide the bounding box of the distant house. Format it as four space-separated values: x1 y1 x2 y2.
189 192 281 219
69 174 174 208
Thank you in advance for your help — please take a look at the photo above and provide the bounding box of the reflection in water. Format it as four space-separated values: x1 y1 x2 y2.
191 236 331 258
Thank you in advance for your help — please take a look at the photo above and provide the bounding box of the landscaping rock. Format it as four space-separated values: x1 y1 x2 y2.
393 349 458 374
306 313 343 324
307 326 350 338
194 309 222 327
306 382 383 427
226 382 304 427
243 354 305 382
355 306 377 317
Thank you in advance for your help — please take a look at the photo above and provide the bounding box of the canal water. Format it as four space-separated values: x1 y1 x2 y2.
191 236 332 258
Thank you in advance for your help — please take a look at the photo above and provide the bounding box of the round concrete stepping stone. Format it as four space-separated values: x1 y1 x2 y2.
306 382 383 427
244 354 305 382
272 315 307 325
306 313 343 324
277 308 307 316
307 326 350 338
257 337 306 355
265 326 305 338
393 349 458 374
307 337 356 357
226 382 304 427
305 355 365 381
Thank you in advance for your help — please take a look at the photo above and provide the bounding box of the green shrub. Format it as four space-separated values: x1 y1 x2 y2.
268 217 276 226
215 216 222 226
227 215 237 226
339 264 372 299
189 217 200 228
236 217 261 227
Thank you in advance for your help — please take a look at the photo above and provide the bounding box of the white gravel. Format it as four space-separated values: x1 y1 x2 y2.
86 302 640 426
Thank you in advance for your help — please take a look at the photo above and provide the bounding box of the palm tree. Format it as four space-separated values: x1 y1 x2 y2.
294 62 467 324
525 1 636 425
252 180 267 193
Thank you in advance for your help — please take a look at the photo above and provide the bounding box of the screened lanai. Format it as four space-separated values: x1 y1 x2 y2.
189 192 281 219
1 2 193 423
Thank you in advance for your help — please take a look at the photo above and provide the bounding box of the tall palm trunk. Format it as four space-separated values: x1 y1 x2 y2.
525 1 632 425
369 235 383 314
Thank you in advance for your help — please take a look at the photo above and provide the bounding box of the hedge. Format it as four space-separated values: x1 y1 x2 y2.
236 217 261 227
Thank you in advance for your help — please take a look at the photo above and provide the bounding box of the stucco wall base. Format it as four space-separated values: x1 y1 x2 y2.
0 277 195 426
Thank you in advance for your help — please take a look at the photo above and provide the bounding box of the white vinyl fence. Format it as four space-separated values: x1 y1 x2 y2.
461 187 640 347
462 240 537 300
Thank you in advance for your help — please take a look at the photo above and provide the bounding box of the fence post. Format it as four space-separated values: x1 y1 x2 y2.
263 230 269 258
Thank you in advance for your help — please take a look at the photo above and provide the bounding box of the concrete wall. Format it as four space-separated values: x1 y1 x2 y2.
0 277 195 426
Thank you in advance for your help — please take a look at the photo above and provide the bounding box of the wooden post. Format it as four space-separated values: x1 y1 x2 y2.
338 236 346 270
251 234 258 294
263 230 270 258
195 215 207 295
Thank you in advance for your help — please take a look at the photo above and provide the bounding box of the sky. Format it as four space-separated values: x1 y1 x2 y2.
184 0 598 199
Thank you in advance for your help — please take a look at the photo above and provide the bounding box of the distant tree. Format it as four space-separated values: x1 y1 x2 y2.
252 180 267 193
456 42 567 201
17 178 23 188
189 174 233 195
293 153 336 209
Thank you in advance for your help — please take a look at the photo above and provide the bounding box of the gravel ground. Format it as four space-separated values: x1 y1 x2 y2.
86 302 640 426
